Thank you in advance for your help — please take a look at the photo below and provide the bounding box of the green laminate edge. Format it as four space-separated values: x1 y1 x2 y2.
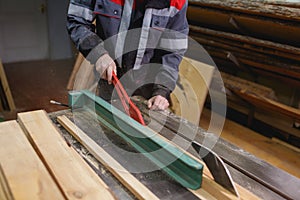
69 90 203 190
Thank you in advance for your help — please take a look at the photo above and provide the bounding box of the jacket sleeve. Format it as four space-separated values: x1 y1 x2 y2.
152 1 189 99
67 0 107 63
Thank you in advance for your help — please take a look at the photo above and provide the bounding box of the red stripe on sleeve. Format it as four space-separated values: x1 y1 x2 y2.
170 0 186 10
111 0 125 6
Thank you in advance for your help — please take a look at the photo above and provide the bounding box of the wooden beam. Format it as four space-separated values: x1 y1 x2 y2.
204 46 300 82
57 115 159 200
220 72 300 122
234 90 300 123
187 6 300 47
189 25 300 60
220 72 276 99
18 110 115 200
0 121 64 200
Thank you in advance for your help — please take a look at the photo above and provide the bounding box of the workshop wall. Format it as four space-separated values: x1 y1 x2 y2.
0 0 73 63
46 0 73 60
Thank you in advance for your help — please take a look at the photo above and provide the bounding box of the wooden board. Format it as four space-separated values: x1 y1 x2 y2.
18 110 115 200
57 115 159 200
0 120 64 200
67 54 97 91
189 25 300 61
203 45 300 81
0 164 14 200
234 90 300 123
225 95 300 142
0 59 16 111
170 57 215 124
67 53 84 90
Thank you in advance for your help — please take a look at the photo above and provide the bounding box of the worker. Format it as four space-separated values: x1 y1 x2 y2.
67 0 189 110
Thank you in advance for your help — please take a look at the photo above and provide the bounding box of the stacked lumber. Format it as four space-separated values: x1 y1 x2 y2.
0 110 116 200
188 0 300 85
219 72 300 140
187 0 300 145
188 0 300 46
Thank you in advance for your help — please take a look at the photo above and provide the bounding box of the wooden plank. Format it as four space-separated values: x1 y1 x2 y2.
189 25 300 60
0 120 64 200
170 57 214 124
67 53 84 90
204 46 300 81
57 115 159 200
191 34 300 64
0 59 15 110
225 95 300 140
220 72 276 99
234 90 300 123
0 164 14 200
221 73 300 122
18 110 116 200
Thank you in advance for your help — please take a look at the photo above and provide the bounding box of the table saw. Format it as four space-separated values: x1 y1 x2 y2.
0 90 299 199
47 90 299 200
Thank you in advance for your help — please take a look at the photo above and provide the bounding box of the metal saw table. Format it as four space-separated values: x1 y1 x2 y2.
49 100 300 200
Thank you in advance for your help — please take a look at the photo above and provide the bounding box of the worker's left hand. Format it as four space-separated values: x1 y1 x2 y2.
147 95 169 110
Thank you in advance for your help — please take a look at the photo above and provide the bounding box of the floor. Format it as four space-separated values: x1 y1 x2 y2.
2 58 299 179
3 58 75 119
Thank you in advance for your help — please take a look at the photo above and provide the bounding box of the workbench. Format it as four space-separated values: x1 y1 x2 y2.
0 103 299 199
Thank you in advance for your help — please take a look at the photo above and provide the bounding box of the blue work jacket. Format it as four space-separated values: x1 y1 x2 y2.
67 0 189 98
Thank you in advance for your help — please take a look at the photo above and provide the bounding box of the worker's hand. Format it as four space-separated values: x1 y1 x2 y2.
147 95 169 110
95 53 117 84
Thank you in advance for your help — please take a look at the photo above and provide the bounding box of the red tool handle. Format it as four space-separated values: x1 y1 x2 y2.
112 72 146 125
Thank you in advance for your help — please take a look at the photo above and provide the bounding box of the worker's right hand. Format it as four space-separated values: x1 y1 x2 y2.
95 53 117 84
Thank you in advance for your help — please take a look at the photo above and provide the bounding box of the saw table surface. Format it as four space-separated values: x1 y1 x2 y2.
50 109 199 200
48 104 300 200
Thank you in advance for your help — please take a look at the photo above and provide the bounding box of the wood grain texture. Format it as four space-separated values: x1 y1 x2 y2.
189 0 300 22
189 25 300 60
235 90 300 123
187 5 300 48
0 59 16 111
170 57 214 125
18 110 115 200
0 120 64 200
72 55 96 91
57 115 160 200
67 53 84 90
0 164 14 200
